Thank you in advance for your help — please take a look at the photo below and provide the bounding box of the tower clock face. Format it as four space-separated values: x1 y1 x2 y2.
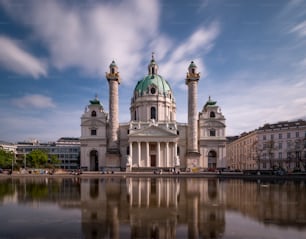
150 87 156 94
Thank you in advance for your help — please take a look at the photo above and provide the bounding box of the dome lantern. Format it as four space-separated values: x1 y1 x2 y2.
148 52 158 75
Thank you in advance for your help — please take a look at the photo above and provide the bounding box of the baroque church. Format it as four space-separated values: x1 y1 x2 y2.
80 55 226 172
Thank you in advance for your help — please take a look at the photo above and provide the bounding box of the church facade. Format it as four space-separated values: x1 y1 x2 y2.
80 56 226 172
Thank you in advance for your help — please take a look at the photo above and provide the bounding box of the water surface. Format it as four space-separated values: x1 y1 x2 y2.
0 177 305 239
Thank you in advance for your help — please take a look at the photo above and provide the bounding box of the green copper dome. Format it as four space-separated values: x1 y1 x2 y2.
134 74 173 97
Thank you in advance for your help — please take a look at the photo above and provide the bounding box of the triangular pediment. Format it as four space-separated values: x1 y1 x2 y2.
129 125 177 138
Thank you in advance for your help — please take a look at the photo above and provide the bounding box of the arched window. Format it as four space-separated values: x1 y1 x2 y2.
152 67 155 74
150 87 156 94
134 110 137 121
150 107 156 120
210 111 215 118
191 68 195 74
111 68 115 74
91 111 97 117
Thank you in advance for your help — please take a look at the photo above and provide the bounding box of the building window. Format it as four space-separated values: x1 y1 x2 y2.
91 129 97 136
287 132 291 138
271 134 274 140
150 87 156 94
91 111 96 117
279 133 282 139
278 142 282 150
177 146 180 155
134 110 137 121
177 130 180 135
296 132 299 138
210 111 215 118
279 152 282 159
210 129 216 137
263 135 266 140
126 146 130 155
150 107 156 120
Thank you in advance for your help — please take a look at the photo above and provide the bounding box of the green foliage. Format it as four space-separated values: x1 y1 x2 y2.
0 148 14 168
50 155 60 168
27 149 48 168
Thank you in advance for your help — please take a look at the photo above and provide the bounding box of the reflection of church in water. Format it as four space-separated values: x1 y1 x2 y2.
80 54 226 171
80 178 225 239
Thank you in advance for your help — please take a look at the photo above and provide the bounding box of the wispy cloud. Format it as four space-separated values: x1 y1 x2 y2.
160 22 220 85
0 36 47 78
291 20 306 37
11 94 56 109
0 0 161 83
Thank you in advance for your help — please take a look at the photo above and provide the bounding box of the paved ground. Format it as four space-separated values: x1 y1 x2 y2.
1 170 305 180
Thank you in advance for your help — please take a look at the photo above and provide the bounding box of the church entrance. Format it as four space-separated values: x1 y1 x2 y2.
150 155 156 167
90 150 99 171
208 150 217 169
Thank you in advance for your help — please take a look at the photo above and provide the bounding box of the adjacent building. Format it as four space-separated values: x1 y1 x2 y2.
16 137 80 169
80 56 226 172
226 119 306 171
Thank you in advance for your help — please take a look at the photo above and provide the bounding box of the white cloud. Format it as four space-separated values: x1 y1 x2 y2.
291 20 306 37
0 36 47 78
11 94 56 109
159 23 219 84
0 0 161 83
0 107 82 142
214 73 306 136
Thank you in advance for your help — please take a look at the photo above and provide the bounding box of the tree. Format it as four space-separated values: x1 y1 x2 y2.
251 140 264 170
0 148 14 169
27 149 48 168
265 140 276 169
49 155 61 169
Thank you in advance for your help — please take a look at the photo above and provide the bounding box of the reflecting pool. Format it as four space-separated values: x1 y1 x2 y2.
0 177 306 239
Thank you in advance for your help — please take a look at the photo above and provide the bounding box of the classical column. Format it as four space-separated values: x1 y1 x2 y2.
166 142 169 167
185 61 200 153
138 142 141 167
157 142 160 167
106 61 121 152
146 142 150 167
129 142 133 158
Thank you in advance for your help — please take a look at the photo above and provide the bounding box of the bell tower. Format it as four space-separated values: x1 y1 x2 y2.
185 61 201 169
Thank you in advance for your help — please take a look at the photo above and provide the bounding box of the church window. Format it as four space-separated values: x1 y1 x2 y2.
127 129 129 134
91 111 97 117
152 67 155 74
177 130 180 135
210 111 215 118
111 68 115 74
150 107 156 120
210 129 216 137
191 68 195 74
150 87 156 94
134 110 137 121
127 146 130 155
177 146 180 155
91 129 97 136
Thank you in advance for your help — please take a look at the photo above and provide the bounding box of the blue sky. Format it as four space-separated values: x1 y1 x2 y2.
0 0 306 142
